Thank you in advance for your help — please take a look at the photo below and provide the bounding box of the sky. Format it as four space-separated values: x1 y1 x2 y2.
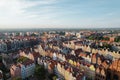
0 0 120 29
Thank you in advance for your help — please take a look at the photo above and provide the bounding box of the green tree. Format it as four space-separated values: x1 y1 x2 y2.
115 36 120 42
34 65 46 80
17 56 28 63
13 77 22 80
53 76 57 80
103 37 110 41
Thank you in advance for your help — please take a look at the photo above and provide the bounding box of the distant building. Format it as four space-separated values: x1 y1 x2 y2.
110 37 115 42
76 33 84 38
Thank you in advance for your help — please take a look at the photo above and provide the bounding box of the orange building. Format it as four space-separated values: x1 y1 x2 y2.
109 37 115 42
107 59 120 80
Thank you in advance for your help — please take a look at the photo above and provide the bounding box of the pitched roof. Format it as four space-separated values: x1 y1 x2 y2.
32 52 40 58
22 59 34 67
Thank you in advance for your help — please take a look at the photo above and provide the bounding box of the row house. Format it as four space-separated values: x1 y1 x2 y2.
10 59 35 79
78 61 95 80
77 59 95 80
10 64 21 78
57 52 66 61
95 67 106 80
91 53 105 65
19 49 40 63
21 60 35 79
68 42 120 60
39 47 86 80
80 45 91 53
112 44 120 52
55 62 86 80
45 49 54 58
95 59 111 80
95 58 111 78
68 58 95 80
38 44 46 57
107 59 120 80
37 57 45 66
75 44 83 50
76 32 84 38
38 49 66 62
2 39 23 52
74 40 92 50
64 40 81 50
60 47 72 54
38 58 57 74
67 50 95 80
63 41 75 49
38 46 61 61
48 60 57 74
91 48 120 59
37 38 120 80
0 37 39 53
37 56 51 71
0 42 7 52
39 43 71 61
72 49 92 63
86 65 95 80
33 46 39 52
79 52 91 63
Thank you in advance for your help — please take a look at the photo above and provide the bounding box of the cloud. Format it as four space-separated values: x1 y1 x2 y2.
0 0 120 28
0 0 58 18
0 0 60 28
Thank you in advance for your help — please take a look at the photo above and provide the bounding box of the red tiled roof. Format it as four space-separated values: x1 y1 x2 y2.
79 53 87 57
75 49 82 54
109 59 120 71
32 52 40 58
22 59 34 67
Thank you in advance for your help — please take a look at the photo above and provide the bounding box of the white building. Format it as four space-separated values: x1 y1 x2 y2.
53 52 57 60
10 59 35 79
21 61 35 79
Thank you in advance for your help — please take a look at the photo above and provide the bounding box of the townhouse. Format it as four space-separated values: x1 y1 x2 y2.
10 58 35 79
19 48 40 63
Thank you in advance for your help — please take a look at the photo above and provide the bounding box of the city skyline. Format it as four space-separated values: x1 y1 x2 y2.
0 0 120 29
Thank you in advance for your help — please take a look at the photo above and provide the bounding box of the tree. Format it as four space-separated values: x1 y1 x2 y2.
103 37 110 41
13 77 22 80
48 73 57 80
34 65 46 80
53 76 57 80
115 36 120 42
17 56 28 63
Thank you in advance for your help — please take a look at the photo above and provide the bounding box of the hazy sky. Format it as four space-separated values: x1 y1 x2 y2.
0 0 120 29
